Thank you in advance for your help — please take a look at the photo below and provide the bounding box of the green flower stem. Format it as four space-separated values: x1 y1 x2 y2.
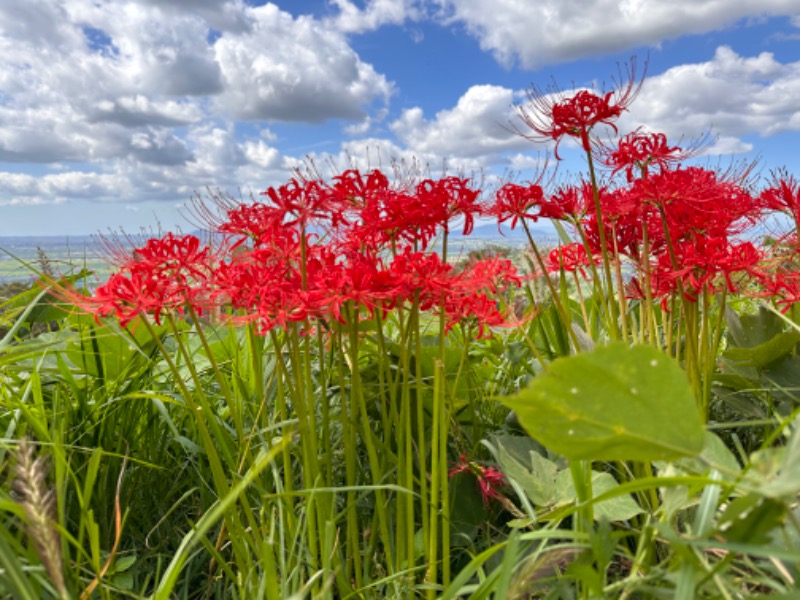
185 306 244 449
573 219 613 335
585 148 621 341
413 297 431 571
569 458 593 599
640 223 658 347
657 204 704 411
316 326 334 487
571 270 592 336
521 220 581 351
142 316 249 570
702 288 728 422
274 326 323 580
267 329 297 537
345 303 395 576
331 325 361 587
610 229 631 343
395 305 416 572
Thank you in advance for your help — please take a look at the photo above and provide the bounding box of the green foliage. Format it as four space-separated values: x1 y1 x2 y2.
0 256 798 599
498 342 705 461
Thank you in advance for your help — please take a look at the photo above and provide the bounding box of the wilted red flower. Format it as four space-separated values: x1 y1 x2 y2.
513 59 644 158
449 455 506 506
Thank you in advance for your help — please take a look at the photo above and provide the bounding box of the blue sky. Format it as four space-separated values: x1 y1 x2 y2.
2 0 800 235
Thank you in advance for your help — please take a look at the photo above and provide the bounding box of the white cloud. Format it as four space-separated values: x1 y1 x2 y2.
389 85 528 158
624 46 800 147
435 0 800 68
214 3 393 122
329 0 424 33
0 171 125 205
0 0 395 215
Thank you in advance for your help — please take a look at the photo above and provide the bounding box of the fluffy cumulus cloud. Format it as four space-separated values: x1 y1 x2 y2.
625 46 800 148
3 0 800 225
435 0 800 68
390 85 529 159
0 0 392 208
328 0 424 33
214 3 392 121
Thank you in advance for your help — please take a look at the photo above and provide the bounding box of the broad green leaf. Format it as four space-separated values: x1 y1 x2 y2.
725 305 784 349
723 330 800 369
758 417 800 499
499 342 704 461
448 471 489 547
716 493 787 544
555 470 644 522
665 431 741 479
493 434 559 506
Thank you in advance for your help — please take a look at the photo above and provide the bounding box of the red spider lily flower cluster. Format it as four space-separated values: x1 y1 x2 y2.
542 164 764 304
489 180 591 231
449 455 507 507
68 170 522 337
760 171 800 229
501 58 774 307
599 129 683 182
69 233 216 327
546 242 596 279
513 59 644 158
755 174 800 311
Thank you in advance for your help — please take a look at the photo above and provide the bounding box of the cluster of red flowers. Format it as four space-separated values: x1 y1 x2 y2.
501 65 798 307
449 454 507 506
72 170 522 337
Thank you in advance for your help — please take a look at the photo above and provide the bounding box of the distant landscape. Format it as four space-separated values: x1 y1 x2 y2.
0 224 556 284
0 235 107 284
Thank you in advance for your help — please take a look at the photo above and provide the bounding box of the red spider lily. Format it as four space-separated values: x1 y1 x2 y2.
214 251 311 334
650 237 762 302
513 59 644 158
449 455 506 506
458 256 523 295
442 292 510 338
331 168 392 207
315 253 401 323
760 171 800 228
750 233 800 312
259 177 343 230
545 182 593 221
599 129 683 182
415 176 483 236
68 233 216 327
387 249 456 310
83 270 168 327
219 202 285 243
489 182 547 230
619 167 760 252
575 185 646 258
331 170 451 253
546 243 596 278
